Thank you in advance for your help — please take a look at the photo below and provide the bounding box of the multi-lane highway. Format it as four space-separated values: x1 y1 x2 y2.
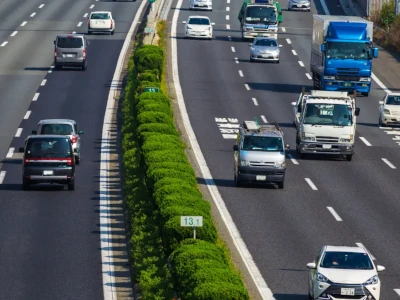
172 0 400 298
0 0 141 299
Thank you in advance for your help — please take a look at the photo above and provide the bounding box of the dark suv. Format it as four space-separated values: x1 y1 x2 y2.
19 135 76 190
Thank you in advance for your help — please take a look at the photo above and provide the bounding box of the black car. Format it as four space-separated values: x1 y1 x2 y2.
19 135 76 190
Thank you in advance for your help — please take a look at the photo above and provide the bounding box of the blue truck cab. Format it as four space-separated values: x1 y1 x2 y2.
310 15 378 97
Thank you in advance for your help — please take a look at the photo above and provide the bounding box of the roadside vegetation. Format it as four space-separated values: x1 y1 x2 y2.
370 0 400 54
121 18 249 299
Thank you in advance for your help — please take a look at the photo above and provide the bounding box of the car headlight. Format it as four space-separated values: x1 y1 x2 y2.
251 47 256 52
187 26 192 30
340 138 351 143
301 132 315 141
384 109 390 115
363 275 378 285
274 162 286 168
359 77 371 82
245 27 253 31
240 160 250 166
317 273 329 283
324 76 335 80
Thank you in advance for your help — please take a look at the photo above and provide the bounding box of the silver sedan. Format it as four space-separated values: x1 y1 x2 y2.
288 0 311 11
249 37 280 63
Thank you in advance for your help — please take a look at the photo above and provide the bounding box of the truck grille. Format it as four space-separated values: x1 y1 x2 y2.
316 136 339 143
336 68 359 76
323 284 372 299
253 28 275 32
249 161 275 167
336 75 360 81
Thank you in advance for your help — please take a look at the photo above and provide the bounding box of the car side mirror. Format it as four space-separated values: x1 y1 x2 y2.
31 130 37 135
376 265 385 272
285 144 290 151
73 149 78 153
19 147 24 153
249 43 253 46
355 107 360 116
182 21 187 24
373 47 378 58
211 22 215 26
378 101 384 105
53 40 56 45
306 262 316 269
291 102 297 107
279 11 282 15
233 145 238 151
320 44 325 52
78 130 85 135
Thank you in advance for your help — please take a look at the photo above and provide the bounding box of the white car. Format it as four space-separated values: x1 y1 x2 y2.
88 11 115 35
307 245 385 300
288 0 311 11
379 92 400 126
183 16 214 39
189 0 212 11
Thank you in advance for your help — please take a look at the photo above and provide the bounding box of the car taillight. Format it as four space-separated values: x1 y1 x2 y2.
24 159 30 165
71 136 78 143
54 49 57 57
66 158 73 166
88 20 91 28
82 50 86 59
110 20 113 29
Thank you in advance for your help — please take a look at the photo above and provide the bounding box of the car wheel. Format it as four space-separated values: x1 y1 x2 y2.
379 117 385 127
75 155 80 165
88 31 92 35
277 181 284 189
111 30 115 35
234 173 242 187
22 179 30 190
68 179 75 191
54 63 61 70
276 59 280 64
346 154 353 161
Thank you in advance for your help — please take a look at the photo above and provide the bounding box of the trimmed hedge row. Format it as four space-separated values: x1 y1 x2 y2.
126 35 249 299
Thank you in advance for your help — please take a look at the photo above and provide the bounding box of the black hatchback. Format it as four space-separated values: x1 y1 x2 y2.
19 135 76 190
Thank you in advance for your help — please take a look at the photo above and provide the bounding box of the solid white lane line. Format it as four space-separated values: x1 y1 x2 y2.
359 137 372 146
305 73 312 80
327 207 343 221
252 98 258 106
234 57 239 64
239 70 244 77
6 148 14 158
231 46 235 52
0 41 8 47
244 84 250 90
228 35 232 41
21 21 27 26
10 31 18 37
226 24 230 29
90 4 95 9
30 12 36 17
39 4 45 8
394 289 400 297
24 111 31 119
305 178 318 190
0 171 5 184
298 61 305 67
226 7 230 11
260 115 268 123
40 79 47 86
84 13 88 18
355 243 376 260
292 49 297 55
382 158 396 169
32 93 40 101
281 27 286 32
286 38 291 44
15 128 23 137
288 154 299 165
226 15 230 20
77 22 83 27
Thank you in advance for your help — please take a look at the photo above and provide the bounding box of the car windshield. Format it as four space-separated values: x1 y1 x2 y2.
386 95 400 105
56 37 83 48
254 39 277 47
26 138 72 158
242 136 283 151
91 13 110 19
303 103 353 126
326 41 372 60
245 7 277 24
188 18 210 25
40 124 74 135
320 251 374 270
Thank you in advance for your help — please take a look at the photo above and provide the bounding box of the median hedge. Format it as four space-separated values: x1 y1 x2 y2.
121 21 249 299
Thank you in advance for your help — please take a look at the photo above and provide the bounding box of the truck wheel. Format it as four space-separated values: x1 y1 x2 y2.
362 92 369 97
346 154 353 161
234 174 242 187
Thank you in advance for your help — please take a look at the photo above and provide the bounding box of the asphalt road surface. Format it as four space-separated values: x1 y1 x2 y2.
173 0 400 298
0 0 141 299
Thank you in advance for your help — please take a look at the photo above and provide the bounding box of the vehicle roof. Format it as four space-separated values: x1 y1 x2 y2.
324 245 366 253
242 125 283 137
38 119 76 125
304 98 352 105
188 15 210 19
386 92 400 96
27 134 72 139
56 34 85 38
90 11 112 14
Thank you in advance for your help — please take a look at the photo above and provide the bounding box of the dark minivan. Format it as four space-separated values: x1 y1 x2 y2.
19 135 76 190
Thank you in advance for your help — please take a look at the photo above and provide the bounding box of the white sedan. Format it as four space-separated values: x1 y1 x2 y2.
189 0 212 11
183 16 215 39
88 11 115 35
379 92 400 126
307 245 385 300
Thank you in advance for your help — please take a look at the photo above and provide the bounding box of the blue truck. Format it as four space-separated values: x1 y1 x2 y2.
310 15 379 97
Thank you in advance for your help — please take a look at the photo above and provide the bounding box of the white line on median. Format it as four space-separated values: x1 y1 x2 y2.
15 128 23 137
234 57 239 64
381 158 396 169
10 31 18 37
30 12 36 17
359 137 372 146
305 73 312 80
32 93 40 101
231 46 235 52
20 21 27 26
226 24 230 30
286 38 291 44
327 207 343 221
292 49 297 55
394 289 400 297
238 70 243 77
84 13 88 18
0 41 8 47
252 98 258 106
244 84 250 90
89 4 95 9
24 111 31 119
40 79 47 86
226 7 230 11
281 27 286 32
260 115 268 123
39 4 45 8
355 243 376 260
305 178 318 190
288 154 299 165
226 15 230 20
77 22 83 27
298 61 305 67
6 148 14 158
0 171 5 184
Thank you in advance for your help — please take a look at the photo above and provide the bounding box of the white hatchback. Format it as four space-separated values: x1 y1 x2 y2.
189 0 212 11
183 16 215 39
307 245 385 300
379 92 400 126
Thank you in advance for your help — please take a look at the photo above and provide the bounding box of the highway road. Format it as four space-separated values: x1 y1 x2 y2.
0 0 141 299
172 0 400 298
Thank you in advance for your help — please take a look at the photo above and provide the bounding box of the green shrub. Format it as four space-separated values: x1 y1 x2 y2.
138 71 159 83
136 53 164 74
379 0 395 29
138 92 170 105
156 193 211 215
136 81 161 94
143 149 188 164
189 281 250 300
141 138 185 153
137 123 179 138
134 45 164 65
146 161 193 175
137 111 174 127
154 183 203 203
137 100 172 117
146 168 198 190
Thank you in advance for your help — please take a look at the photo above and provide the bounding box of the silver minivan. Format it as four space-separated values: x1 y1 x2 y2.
54 34 89 71
233 121 289 188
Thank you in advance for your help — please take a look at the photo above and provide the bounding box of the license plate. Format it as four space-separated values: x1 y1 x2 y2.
198 4 205 6
262 54 272 58
343 82 352 87
322 144 332 149
341 288 355 296
43 170 54 176
256 175 266 181
66 54 74 58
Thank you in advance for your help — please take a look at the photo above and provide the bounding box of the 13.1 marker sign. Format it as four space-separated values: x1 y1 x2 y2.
180 216 203 227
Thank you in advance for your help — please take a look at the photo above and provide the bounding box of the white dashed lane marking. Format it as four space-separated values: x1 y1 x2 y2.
298 61 305 67
84 13 88 18
286 38 291 44
21 21 27 26
359 136 372 146
30 12 36 17
260 115 268 123
77 22 83 27
381 158 396 169
226 15 229 20
252 98 258 106
226 7 230 11
10 31 18 37
89 4 95 9
24 111 31 119
244 84 250 90
305 178 318 190
394 289 400 297
281 27 286 32
288 154 299 165
15 128 23 137
327 207 343 221
234 57 239 64
0 171 6 184
227 0 230 3
32 93 40 101
40 79 47 86
6 148 14 158
39 4 45 8
305 73 312 80
226 24 230 29
231 46 235 52
292 49 297 55
238 70 243 77
0 42 8 47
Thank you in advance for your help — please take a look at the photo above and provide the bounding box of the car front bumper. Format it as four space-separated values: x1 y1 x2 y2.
289 2 310 10
299 142 354 155
185 30 212 38
237 166 285 183
251 52 279 61
314 282 380 300
381 113 400 125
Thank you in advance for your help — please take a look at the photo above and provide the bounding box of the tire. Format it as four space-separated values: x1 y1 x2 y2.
111 30 115 35
68 179 75 191
250 57 254 62
75 155 80 165
81 61 87 71
234 173 242 187
54 63 61 70
346 154 353 161
87 31 92 35
22 179 30 190
277 181 284 189
362 92 369 97
276 59 280 64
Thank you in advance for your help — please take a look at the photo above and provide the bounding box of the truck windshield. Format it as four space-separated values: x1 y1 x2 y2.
326 41 371 60
242 136 283 151
245 6 277 24
304 103 353 126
